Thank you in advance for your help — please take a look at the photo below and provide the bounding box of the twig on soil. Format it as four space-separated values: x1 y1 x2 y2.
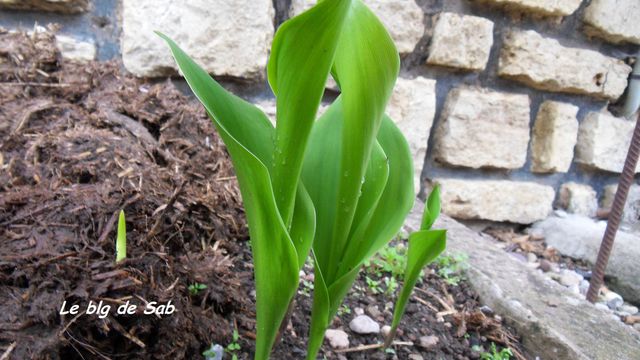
145 182 185 241
334 341 414 353
108 318 146 348
415 287 455 312
0 342 16 360
0 81 71 87
412 295 439 313
58 312 84 337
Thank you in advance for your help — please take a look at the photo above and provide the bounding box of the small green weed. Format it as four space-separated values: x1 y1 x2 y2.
434 253 468 286
337 304 351 316
365 276 382 294
188 283 207 296
226 329 241 360
365 243 407 279
480 343 513 360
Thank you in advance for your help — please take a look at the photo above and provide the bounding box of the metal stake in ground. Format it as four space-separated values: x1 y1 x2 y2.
586 112 640 303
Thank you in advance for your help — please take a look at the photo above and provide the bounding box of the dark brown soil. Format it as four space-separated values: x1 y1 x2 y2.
0 29 528 360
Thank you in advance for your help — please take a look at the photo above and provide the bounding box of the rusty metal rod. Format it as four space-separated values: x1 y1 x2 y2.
586 112 640 303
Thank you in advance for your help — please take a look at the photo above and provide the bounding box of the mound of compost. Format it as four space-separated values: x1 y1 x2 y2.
0 29 527 360
0 29 251 359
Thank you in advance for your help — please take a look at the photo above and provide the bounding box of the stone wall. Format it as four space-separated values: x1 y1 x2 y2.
2 0 638 226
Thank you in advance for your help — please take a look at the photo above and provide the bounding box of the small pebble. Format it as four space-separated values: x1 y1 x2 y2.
479 305 494 315
527 252 537 263
602 291 624 310
419 335 439 349
349 315 380 334
558 270 583 287
539 259 553 272
325 329 349 349
619 305 639 315
595 303 610 312
381 325 391 337
408 355 424 360
367 305 382 319
354 307 365 316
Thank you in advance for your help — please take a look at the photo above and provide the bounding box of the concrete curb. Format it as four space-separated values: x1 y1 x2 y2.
404 200 640 360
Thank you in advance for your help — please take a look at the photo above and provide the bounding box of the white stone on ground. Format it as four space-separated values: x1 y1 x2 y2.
324 329 349 349
558 269 583 287
419 335 439 349
349 315 380 335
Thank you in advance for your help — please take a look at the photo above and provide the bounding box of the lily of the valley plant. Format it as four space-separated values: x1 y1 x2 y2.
158 0 446 358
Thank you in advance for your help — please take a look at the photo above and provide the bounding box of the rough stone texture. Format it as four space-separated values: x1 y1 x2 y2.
583 0 640 45
436 179 555 224
0 0 87 13
557 182 598 217
499 29 631 100
601 184 640 231
530 101 579 173
55 35 96 62
404 202 640 360
426 13 494 71
387 76 437 193
289 0 424 54
471 0 582 17
434 87 530 169
324 329 349 349
531 214 640 304
349 315 380 334
575 111 640 173
122 0 274 78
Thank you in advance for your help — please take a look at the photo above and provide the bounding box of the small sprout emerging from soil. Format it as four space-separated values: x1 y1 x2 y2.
480 342 513 360
226 329 241 360
337 304 351 317
385 186 446 348
115 210 126 263
188 283 207 296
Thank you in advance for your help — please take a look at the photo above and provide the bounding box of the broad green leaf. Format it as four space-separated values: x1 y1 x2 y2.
116 210 126 263
307 252 330 360
328 0 400 276
157 33 303 360
385 229 446 347
268 0 352 226
337 115 415 276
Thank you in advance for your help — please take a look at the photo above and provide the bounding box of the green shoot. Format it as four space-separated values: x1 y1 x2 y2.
116 210 126 263
480 343 513 360
434 253 469 286
226 329 241 360
188 283 207 295
384 186 446 348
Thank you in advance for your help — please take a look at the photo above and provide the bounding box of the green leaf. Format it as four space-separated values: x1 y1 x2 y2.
385 229 446 347
116 210 126 263
268 0 352 226
157 33 302 360
421 185 441 231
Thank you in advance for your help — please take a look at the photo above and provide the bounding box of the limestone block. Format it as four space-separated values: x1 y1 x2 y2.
122 0 274 78
55 35 96 62
0 0 87 13
499 29 631 100
434 87 530 169
436 179 555 224
471 0 582 17
583 0 640 44
426 12 494 71
557 182 597 217
289 0 424 54
575 112 640 173
387 76 436 193
530 101 579 173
